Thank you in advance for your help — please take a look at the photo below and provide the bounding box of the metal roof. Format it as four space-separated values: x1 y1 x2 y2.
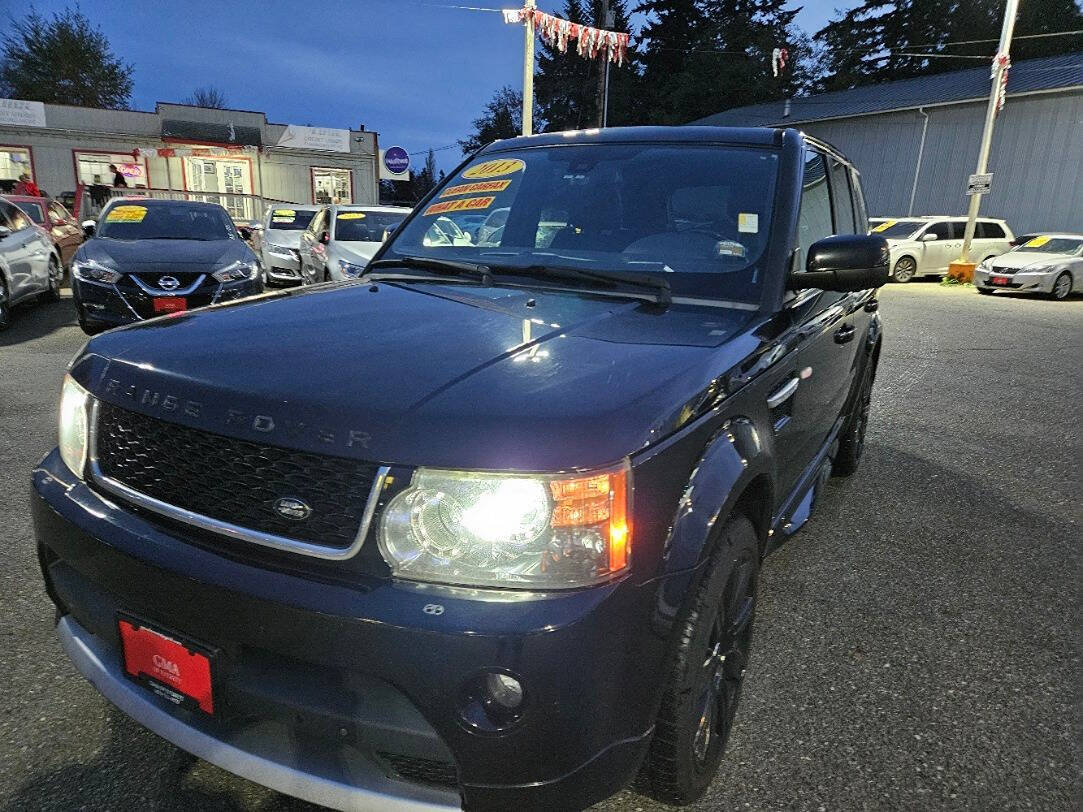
695 52 1083 127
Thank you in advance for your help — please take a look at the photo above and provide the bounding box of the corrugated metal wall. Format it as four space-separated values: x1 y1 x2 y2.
799 90 1083 234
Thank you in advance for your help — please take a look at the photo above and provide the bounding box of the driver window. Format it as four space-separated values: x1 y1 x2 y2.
794 150 833 272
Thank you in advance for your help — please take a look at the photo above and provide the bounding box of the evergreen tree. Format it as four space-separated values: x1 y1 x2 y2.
459 86 525 154
636 0 706 123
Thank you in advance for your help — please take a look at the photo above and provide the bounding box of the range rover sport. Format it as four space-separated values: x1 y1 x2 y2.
33 126 888 811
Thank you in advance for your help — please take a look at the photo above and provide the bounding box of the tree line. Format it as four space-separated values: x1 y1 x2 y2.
462 0 1083 149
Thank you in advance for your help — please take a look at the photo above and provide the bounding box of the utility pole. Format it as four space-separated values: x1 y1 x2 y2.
522 0 537 136
956 0 1019 272
594 2 614 127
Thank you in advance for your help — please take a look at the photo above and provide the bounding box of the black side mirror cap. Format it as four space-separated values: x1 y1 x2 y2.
789 234 890 292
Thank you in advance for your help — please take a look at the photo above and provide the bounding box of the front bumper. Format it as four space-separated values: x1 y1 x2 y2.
973 267 1058 293
72 277 263 327
32 451 660 811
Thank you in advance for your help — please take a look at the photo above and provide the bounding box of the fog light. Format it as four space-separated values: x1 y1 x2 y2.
485 673 523 710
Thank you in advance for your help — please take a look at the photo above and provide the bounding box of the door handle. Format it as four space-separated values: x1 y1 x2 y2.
834 324 856 344
767 376 800 409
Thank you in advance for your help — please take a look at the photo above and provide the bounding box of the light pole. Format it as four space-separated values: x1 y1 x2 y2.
954 0 1019 278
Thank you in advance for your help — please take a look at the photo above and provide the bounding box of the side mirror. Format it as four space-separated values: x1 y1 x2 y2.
790 235 889 292
81 220 96 238
319 231 330 245
921 232 938 242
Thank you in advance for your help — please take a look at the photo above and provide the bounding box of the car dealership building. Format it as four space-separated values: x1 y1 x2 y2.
0 99 390 220
697 53 1083 234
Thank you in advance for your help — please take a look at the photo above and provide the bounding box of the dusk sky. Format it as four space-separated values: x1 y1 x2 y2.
28 0 847 171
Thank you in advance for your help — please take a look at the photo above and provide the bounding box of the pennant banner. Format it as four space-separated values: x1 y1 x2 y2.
772 47 789 77
992 52 1010 115
504 7 630 66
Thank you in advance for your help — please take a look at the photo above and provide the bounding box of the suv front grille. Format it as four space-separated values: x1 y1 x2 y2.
93 401 381 549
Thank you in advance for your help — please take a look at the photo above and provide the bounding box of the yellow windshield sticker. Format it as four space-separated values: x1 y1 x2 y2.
338 212 366 220
441 179 511 198
272 209 296 217
871 220 897 233
462 159 525 180
105 205 147 223
1024 235 1050 247
424 196 495 216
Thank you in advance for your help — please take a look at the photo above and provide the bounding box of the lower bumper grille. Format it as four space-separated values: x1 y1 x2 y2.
92 401 382 550
378 752 459 789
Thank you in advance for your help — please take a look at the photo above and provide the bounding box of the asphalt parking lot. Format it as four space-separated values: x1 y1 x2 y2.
0 283 1079 811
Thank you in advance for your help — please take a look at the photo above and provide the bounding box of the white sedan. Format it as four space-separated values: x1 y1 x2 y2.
974 234 1082 300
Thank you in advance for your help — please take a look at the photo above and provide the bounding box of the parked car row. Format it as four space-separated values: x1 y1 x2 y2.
0 196 64 330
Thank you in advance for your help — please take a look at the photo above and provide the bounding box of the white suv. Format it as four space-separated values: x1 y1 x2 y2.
870 216 1014 282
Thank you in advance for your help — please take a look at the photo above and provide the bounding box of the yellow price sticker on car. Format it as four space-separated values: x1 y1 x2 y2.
871 220 897 233
105 205 147 223
1024 235 1050 247
441 179 511 198
272 209 296 217
337 212 366 220
462 159 525 180
424 196 495 216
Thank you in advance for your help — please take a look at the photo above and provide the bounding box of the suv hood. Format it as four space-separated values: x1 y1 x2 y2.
75 282 758 470
81 237 250 271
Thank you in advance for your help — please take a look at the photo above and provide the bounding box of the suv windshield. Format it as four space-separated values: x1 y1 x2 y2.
872 220 924 239
267 208 316 231
97 202 236 241
1014 236 1083 255
386 144 780 301
335 211 406 242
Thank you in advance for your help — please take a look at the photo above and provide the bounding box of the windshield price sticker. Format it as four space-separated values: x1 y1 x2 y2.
338 212 366 220
461 159 525 180
105 205 148 223
272 209 296 217
441 179 512 198
1025 235 1050 248
738 213 759 233
424 196 496 217
871 220 897 233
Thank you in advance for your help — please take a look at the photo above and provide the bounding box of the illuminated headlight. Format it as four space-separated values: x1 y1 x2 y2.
378 463 631 589
212 260 259 283
339 260 367 277
58 375 91 478
71 258 120 284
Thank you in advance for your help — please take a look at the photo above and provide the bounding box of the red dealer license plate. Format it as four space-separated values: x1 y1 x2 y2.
118 617 215 714
992 275 1010 285
153 297 187 314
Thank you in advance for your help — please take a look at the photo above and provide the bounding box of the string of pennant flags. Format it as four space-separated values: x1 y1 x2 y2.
502 7 630 66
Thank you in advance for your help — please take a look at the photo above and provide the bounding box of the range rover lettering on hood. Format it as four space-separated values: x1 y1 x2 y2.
101 376 372 450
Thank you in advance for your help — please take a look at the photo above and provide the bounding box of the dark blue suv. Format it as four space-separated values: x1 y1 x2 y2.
33 127 887 810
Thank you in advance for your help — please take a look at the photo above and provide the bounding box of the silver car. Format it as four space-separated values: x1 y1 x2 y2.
298 205 411 282
0 196 64 330
260 205 320 286
974 233 1082 300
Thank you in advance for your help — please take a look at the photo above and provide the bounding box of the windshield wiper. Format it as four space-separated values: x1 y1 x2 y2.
367 256 493 285
490 263 672 306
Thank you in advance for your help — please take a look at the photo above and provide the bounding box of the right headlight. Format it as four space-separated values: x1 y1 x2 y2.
378 462 630 589
58 374 91 479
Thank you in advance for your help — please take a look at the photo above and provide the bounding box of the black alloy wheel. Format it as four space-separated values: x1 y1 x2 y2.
639 514 760 805
45 256 62 302
833 348 877 477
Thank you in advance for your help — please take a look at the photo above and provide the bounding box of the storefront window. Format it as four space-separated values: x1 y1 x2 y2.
184 156 253 220
0 147 33 192
312 167 352 204
75 152 147 188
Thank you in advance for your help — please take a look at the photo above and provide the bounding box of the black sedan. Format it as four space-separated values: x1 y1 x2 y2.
72 198 264 334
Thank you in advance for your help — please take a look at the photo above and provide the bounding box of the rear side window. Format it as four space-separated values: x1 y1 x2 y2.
829 159 856 235
794 150 833 271
977 221 1005 239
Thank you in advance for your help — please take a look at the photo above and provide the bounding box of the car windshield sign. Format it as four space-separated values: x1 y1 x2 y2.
386 143 780 301
268 208 316 231
871 220 924 239
335 211 406 242
97 202 235 241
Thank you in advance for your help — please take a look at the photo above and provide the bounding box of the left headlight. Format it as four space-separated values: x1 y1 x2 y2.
378 462 630 589
339 259 367 277
212 259 260 283
71 258 121 284
58 374 91 479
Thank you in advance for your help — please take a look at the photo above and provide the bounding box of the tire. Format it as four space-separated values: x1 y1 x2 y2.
639 514 760 805
44 256 62 302
833 346 877 477
891 256 917 283
1051 272 1072 300
78 315 107 336
0 275 10 332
